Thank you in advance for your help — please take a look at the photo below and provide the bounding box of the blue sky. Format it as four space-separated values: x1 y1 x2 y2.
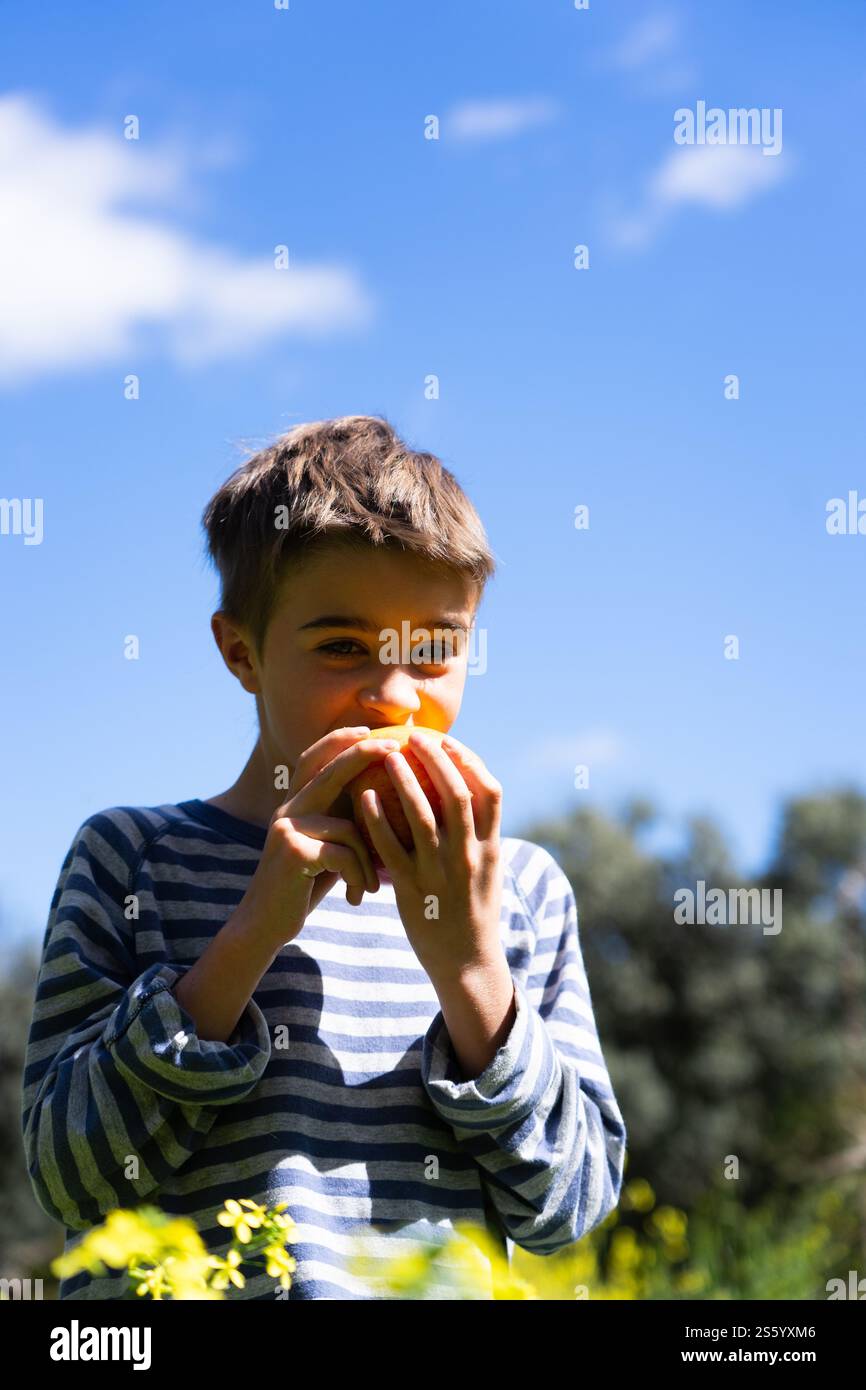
2 0 865 943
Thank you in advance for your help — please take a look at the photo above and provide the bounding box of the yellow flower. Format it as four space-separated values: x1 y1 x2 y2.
622 1179 656 1213
238 1198 268 1221
676 1268 709 1294
208 1248 247 1291
647 1206 688 1243
94 1211 160 1264
216 1198 265 1244
52 1201 297 1299
263 1242 297 1291
438 1224 543 1300
130 1263 172 1300
164 1254 223 1300
492 1270 538 1300
382 1250 434 1292
126 1251 219 1301
610 1227 641 1271
511 1244 597 1300
52 1241 107 1279
158 1220 208 1257
52 1209 162 1279
448 1241 493 1281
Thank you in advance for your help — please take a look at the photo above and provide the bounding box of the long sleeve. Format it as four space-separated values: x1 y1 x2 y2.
420 842 626 1255
20 811 272 1232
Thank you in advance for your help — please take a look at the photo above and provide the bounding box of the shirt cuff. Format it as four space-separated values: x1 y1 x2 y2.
104 961 272 1105
420 978 545 1129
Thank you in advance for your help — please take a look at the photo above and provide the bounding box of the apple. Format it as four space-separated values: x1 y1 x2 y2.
346 725 446 863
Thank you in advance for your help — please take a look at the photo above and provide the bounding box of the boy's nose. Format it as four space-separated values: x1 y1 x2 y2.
357 668 422 725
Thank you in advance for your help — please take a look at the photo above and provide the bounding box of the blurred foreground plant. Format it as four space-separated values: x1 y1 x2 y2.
43 1170 858 1301
50 1198 296 1300
349 1172 861 1300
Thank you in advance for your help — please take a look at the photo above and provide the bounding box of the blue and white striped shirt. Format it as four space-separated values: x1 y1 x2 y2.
21 798 627 1299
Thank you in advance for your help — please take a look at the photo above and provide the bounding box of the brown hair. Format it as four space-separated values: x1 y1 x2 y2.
201 414 496 658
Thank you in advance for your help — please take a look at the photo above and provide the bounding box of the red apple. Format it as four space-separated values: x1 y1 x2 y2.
347 725 446 863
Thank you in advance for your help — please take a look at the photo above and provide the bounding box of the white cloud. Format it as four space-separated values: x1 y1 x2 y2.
652 142 788 208
604 12 697 95
612 143 790 249
610 13 679 71
0 94 374 386
447 97 559 143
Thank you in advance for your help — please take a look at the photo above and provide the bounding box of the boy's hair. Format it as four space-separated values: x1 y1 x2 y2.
201 414 496 658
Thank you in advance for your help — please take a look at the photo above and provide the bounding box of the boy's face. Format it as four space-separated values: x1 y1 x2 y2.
216 539 480 776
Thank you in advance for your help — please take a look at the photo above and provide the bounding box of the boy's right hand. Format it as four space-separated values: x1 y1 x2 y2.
240 726 402 947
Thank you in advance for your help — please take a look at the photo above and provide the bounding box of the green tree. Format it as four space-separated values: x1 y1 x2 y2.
522 788 866 1235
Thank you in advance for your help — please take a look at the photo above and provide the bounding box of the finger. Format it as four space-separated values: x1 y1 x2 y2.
307 875 373 913
381 750 442 860
405 733 476 844
359 788 413 881
423 732 502 841
297 837 367 891
308 869 339 912
277 819 371 897
292 725 372 786
279 814 380 893
288 736 402 818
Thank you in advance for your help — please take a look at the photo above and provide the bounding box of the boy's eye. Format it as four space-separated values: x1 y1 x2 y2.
320 639 366 657
412 638 455 665
317 634 459 664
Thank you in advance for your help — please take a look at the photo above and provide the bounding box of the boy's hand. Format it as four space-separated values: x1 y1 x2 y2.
357 731 505 987
241 726 402 946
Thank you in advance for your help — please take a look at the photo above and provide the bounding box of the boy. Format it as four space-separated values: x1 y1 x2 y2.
21 414 626 1300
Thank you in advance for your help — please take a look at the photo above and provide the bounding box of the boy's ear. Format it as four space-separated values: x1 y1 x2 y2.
210 611 262 694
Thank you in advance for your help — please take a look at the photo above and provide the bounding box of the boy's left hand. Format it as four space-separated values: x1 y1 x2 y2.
358 730 504 986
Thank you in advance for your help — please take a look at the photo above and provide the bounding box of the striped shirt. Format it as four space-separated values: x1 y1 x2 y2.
21 798 627 1300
